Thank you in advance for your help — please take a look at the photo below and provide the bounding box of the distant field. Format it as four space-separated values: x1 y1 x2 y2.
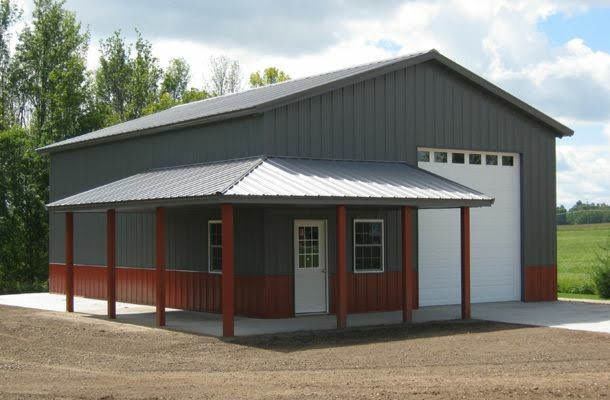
557 222 610 295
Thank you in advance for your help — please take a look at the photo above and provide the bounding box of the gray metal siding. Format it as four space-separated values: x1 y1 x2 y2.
49 59 557 274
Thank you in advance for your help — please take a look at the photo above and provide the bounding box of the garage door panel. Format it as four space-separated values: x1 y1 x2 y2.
418 149 521 306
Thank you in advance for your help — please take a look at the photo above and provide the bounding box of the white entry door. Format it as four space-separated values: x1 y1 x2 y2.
294 220 328 314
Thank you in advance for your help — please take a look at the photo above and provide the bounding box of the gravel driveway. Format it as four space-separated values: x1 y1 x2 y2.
0 305 608 399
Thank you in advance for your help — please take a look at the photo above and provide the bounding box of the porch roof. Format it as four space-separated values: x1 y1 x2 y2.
47 156 494 211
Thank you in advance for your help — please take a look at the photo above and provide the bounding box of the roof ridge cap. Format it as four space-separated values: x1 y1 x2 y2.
217 155 267 195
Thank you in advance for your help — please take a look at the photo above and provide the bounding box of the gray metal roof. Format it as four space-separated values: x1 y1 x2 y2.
39 50 572 154
47 156 494 210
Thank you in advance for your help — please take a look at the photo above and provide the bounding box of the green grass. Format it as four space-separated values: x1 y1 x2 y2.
557 222 610 295
557 292 602 300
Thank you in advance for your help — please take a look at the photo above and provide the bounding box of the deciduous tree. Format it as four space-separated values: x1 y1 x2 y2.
249 67 290 87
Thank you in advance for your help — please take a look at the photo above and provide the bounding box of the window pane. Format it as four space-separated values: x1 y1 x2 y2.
469 154 481 165
417 150 430 162
209 222 222 271
353 221 383 271
502 155 514 166
486 154 498 165
434 152 448 163
452 153 465 164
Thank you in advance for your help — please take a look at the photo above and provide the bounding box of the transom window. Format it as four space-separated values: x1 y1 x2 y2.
297 226 320 269
353 220 384 273
208 221 222 273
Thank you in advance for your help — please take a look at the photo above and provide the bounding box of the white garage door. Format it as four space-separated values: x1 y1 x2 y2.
417 148 521 306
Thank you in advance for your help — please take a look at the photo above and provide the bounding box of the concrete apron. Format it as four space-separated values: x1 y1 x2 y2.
0 293 608 336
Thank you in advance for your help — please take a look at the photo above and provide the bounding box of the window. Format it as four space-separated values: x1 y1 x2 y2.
208 221 222 273
434 151 448 163
486 154 498 165
469 153 481 165
502 155 514 166
417 150 430 162
353 220 384 272
296 225 320 269
452 152 465 164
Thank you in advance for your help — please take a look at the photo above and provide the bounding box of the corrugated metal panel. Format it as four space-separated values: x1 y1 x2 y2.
39 50 571 154
40 52 428 153
227 157 492 203
47 156 493 209
48 157 262 208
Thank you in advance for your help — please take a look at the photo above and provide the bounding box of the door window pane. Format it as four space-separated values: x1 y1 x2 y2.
502 155 514 166
469 154 481 165
417 150 430 162
434 152 448 163
297 226 320 269
452 153 465 164
486 154 498 165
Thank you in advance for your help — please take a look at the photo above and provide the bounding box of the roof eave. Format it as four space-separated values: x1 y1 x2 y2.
47 194 494 212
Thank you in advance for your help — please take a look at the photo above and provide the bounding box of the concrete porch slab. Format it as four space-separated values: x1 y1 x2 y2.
0 293 607 336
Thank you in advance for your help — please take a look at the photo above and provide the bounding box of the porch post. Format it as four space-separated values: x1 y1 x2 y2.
155 207 166 327
65 212 74 313
336 205 347 329
106 209 116 319
401 206 414 322
460 207 471 319
221 204 235 337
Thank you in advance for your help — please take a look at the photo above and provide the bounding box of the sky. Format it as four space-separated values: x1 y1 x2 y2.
14 0 610 207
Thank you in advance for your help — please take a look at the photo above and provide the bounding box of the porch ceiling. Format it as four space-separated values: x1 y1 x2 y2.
46 156 494 211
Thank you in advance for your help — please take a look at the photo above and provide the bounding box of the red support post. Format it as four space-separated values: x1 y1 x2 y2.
221 204 235 337
106 209 116 319
155 207 166 327
402 206 414 322
65 212 74 313
460 207 471 319
336 205 347 329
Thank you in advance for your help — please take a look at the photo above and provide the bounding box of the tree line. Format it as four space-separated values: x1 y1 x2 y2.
556 201 610 225
0 0 289 293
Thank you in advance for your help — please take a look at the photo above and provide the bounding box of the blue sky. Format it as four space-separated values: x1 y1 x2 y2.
14 0 610 207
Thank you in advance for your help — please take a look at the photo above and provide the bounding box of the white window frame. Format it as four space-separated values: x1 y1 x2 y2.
352 219 385 274
208 220 222 274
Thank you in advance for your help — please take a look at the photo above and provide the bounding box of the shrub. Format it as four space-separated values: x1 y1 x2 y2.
592 239 610 299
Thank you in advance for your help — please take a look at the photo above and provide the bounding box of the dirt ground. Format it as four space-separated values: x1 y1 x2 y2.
0 305 608 399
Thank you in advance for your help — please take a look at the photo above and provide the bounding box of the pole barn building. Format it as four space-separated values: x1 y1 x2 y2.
40 50 573 336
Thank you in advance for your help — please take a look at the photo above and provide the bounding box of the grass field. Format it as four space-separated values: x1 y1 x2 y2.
557 222 610 297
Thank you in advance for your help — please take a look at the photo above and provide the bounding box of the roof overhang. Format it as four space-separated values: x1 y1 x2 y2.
47 156 494 212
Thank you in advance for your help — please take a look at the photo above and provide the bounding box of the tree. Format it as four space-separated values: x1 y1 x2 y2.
249 67 290 88
161 58 190 101
0 0 20 130
181 87 209 103
0 127 48 293
127 30 161 119
208 55 241 96
95 30 132 123
10 0 90 145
